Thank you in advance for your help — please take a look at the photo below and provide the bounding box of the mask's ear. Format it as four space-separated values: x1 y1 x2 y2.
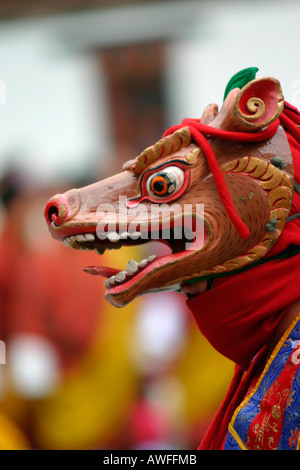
200 103 219 125
211 77 284 132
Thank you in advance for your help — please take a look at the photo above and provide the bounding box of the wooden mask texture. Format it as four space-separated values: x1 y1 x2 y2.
44 76 294 307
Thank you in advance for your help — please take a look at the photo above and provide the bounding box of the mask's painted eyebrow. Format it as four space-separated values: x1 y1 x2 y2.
141 158 193 176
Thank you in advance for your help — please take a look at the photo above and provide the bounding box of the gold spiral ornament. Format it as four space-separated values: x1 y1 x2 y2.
244 97 265 120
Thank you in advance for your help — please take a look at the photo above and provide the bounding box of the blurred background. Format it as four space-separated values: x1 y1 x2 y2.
0 0 299 450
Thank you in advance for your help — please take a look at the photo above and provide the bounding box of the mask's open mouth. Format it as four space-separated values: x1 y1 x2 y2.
53 214 211 306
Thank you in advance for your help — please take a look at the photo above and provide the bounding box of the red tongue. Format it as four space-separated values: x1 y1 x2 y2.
83 266 120 278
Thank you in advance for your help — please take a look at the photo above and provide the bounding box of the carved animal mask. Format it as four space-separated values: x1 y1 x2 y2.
44 72 294 307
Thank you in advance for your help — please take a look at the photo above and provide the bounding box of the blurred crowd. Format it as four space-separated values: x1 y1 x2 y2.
0 165 233 450
0 1 238 450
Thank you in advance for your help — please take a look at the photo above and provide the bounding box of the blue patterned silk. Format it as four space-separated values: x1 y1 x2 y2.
224 313 300 450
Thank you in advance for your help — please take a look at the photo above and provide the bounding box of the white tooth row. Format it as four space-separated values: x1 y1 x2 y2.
63 231 143 247
107 231 142 243
104 255 156 288
63 233 95 247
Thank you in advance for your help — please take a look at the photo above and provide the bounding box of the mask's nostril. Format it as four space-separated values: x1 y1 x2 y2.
47 206 59 224
44 194 70 227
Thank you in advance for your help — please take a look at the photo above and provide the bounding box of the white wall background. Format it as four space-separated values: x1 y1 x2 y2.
165 0 300 124
0 22 109 185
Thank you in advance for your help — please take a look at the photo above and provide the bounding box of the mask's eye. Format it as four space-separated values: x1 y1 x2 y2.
146 166 185 199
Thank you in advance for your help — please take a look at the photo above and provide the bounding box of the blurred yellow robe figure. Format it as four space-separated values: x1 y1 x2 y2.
0 412 28 450
0 209 233 449
28 247 233 449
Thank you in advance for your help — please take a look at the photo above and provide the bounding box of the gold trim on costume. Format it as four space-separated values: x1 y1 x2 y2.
228 311 300 450
227 426 248 450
